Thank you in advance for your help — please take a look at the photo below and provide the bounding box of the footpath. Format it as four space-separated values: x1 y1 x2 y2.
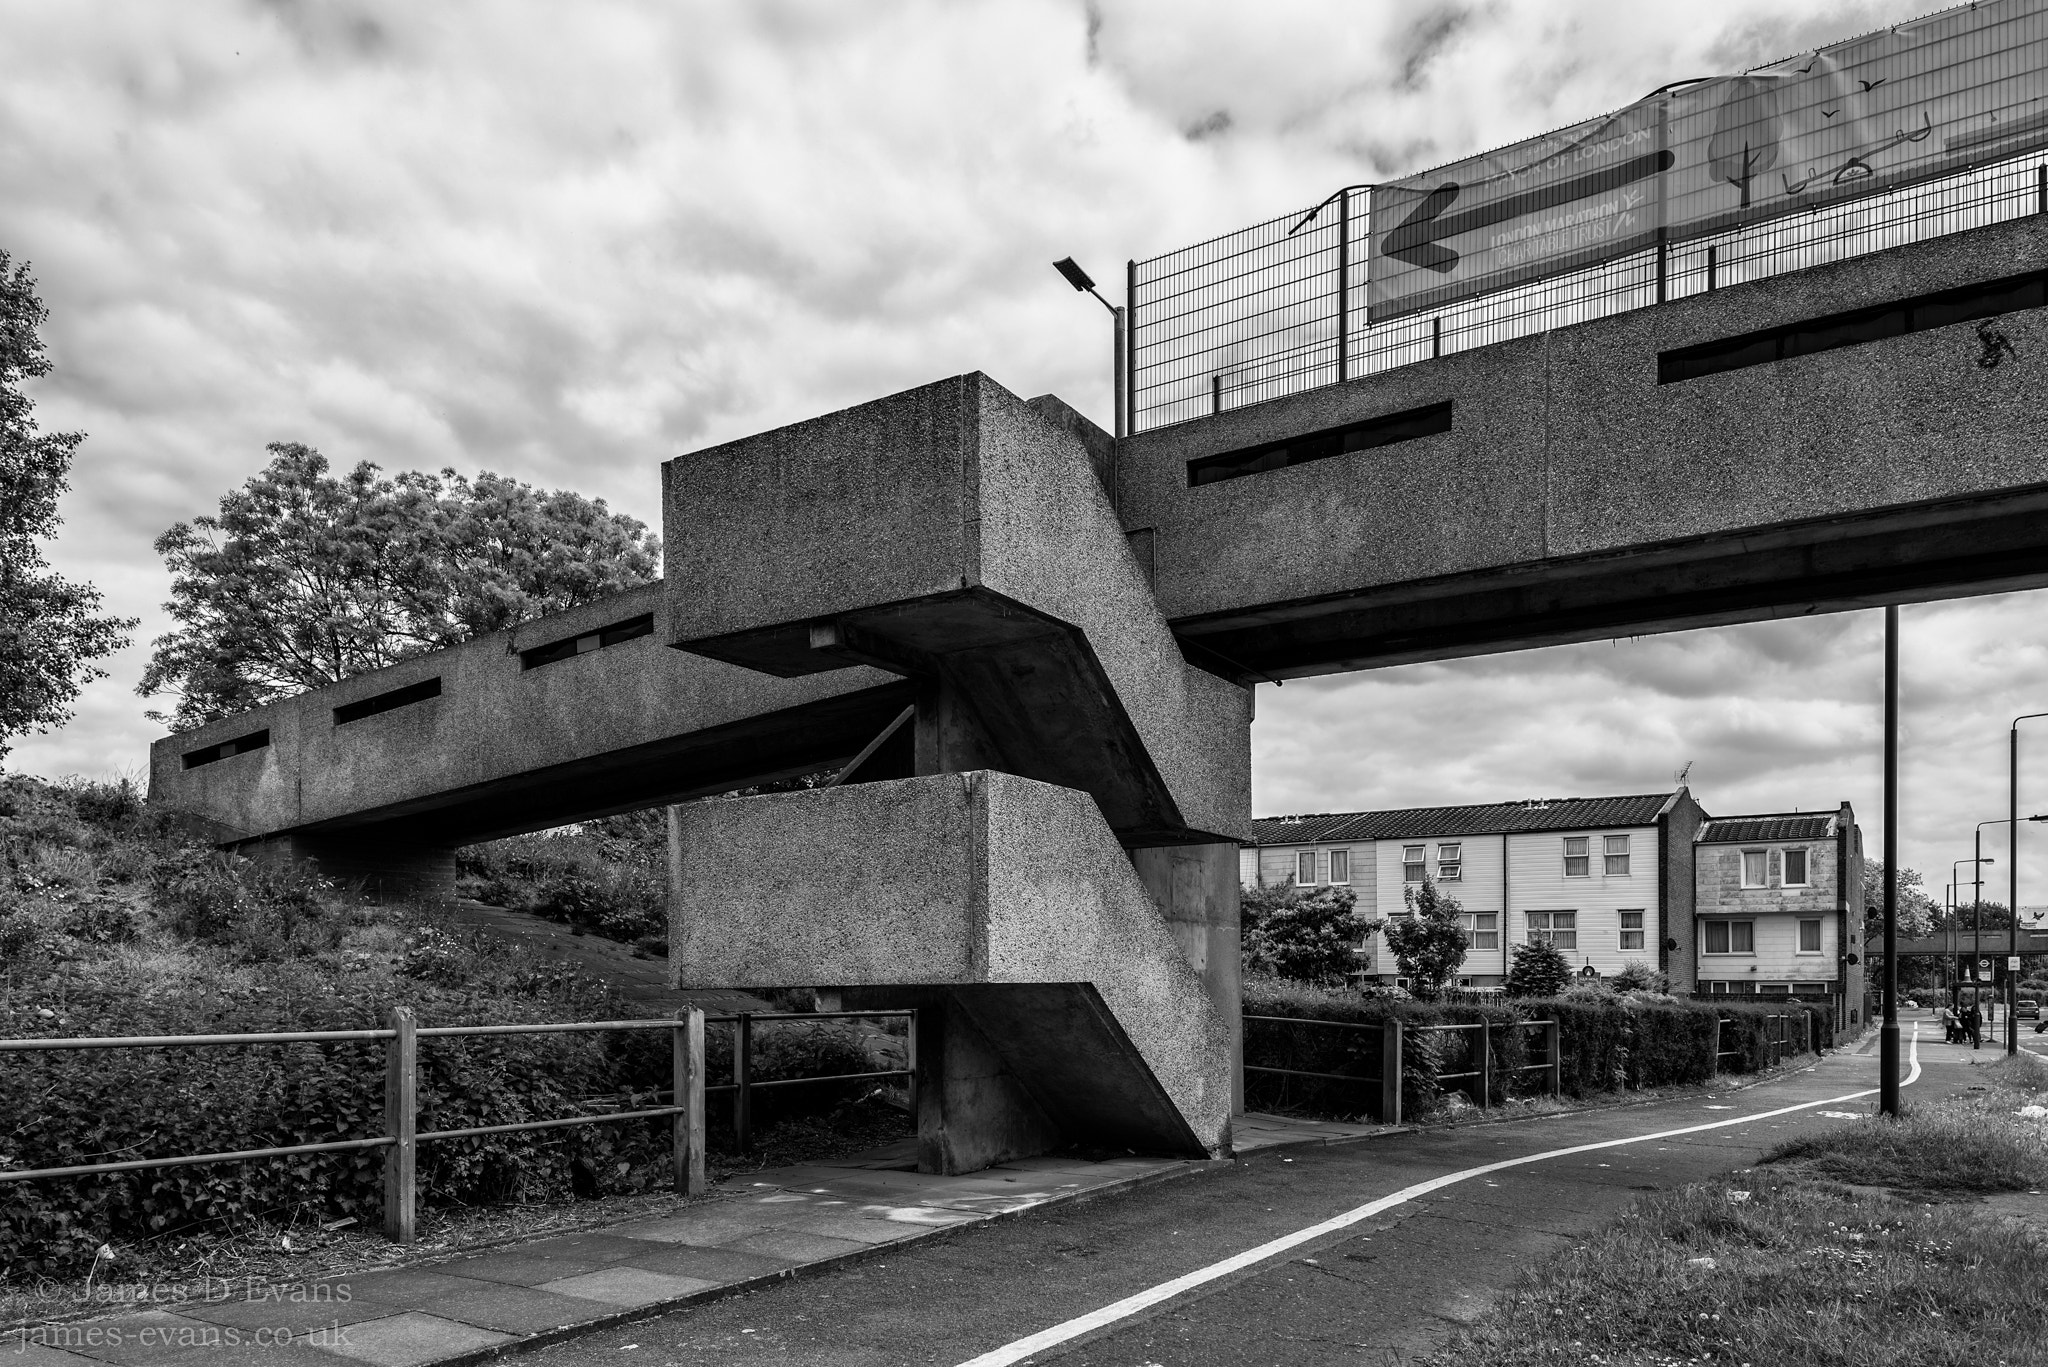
4 1115 1388 1367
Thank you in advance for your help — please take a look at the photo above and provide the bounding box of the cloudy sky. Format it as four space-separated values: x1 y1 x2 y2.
5 0 2045 898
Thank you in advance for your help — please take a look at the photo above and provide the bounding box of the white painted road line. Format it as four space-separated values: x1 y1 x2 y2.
956 1026 1923 1367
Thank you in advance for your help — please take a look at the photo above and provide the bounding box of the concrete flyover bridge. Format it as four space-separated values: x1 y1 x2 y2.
153 209 2048 1174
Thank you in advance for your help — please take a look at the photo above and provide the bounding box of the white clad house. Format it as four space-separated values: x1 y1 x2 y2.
1691 806 1865 1032
1243 791 1710 989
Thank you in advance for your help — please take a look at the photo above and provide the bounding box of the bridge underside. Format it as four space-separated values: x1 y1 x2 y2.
1173 483 2048 679
272 680 917 849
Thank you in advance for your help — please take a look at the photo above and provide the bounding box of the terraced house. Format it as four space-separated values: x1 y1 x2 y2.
1243 791 1710 989
1245 791 1867 1029
1690 806 1865 1033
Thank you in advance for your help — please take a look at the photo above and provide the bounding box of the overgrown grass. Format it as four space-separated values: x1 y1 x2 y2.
1421 1172 2048 1367
1765 1049 2048 1195
1422 1049 2048 1365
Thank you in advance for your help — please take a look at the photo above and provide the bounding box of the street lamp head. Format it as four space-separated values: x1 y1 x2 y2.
1052 257 1096 292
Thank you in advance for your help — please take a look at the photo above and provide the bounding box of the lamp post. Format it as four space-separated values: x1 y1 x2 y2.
1052 257 1127 440
1882 605 1899 1119
2014 713 2048 1053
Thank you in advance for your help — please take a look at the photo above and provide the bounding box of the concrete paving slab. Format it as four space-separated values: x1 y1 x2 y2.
180 1290 400 1332
769 1210 957 1245
434 1251 599 1288
535 1267 720 1309
0 1338 119 1366
722 1228 874 1263
315 1311 513 1367
48 1311 224 1366
321 1271 504 1311
422 1282 620 1335
617 1242 798 1284
605 1205 809 1246
509 1232 657 1265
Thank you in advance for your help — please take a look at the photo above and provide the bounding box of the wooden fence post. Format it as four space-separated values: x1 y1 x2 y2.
905 1009 920 1118
1477 1022 1491 1109
1545 1020 1562 1099
1709 1017 1721 1079
1379 1018 1403 1125
734 1013 753 1151
382 1005 416 1244
673 1008 706 1196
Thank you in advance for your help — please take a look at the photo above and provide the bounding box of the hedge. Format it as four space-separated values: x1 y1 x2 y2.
0 976 876 1278
1242 977 1827 1120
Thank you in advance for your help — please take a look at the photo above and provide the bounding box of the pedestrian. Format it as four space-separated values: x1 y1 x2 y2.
1966 1000 1984 1049
1943 1003 1963 1043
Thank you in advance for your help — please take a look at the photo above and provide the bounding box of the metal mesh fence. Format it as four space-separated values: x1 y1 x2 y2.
1130 151 2047 434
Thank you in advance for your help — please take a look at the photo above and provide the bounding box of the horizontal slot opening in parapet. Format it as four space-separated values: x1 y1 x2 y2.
1187 402 1453 488
182 729 270 769
518 613 655 670
1659 269 2048 385
334 677 442 725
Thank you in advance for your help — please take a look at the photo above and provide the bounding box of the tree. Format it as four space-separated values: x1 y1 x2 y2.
0 252 134 760
1504 938 1571 999
1861 863 1943 945
1240 880 1373 985
1383 878 1469 1001
139 444 660 730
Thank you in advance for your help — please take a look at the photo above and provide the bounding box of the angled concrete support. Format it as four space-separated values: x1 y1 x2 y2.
668 772 1233 1171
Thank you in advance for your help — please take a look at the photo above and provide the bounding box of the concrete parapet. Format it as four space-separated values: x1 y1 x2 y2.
668 771 1233 1171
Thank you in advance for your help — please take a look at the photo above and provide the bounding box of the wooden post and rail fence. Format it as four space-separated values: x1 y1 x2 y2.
0 1006 917 1244
1 1006 1817 1241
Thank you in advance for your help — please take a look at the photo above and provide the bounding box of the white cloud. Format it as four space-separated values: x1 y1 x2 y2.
3 0 2042 900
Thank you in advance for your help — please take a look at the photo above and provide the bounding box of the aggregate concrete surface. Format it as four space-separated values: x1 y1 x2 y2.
523 1030 1973 1367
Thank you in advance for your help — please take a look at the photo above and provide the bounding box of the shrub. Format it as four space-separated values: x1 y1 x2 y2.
1612 961 1669 993
1504 939 1571 998
1384 878 1469 1001
1241 882 1372 985
457 831 664 944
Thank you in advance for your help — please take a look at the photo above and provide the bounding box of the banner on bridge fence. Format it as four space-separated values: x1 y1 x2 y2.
1367 0 2048 322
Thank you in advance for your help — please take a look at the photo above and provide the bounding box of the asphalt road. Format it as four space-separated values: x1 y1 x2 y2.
529 1027 1971 1367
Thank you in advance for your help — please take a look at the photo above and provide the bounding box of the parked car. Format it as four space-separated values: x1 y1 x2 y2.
2020 999 2040 1020
1902 998 1918 1010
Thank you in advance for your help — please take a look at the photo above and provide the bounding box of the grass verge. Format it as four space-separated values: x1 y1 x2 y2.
1419 1052 2048 1365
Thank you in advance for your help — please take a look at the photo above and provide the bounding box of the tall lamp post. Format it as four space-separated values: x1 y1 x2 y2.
1052 257 1127 440
2014 713 2048 1053
1882 606 1900 1118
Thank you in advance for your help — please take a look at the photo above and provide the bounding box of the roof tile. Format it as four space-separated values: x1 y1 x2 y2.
1248 793 1676 846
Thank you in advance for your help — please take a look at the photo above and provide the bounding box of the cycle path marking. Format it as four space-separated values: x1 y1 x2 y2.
956 1026 1924 1367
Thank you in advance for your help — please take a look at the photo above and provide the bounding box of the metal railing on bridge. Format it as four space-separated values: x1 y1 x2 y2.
1129 153 2048 434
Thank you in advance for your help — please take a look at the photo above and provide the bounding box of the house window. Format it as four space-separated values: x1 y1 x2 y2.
1527 911 1577 949
1402 845 1425 883
1703 920 1756 954
1794 982 1828 996
1329 849 1350 884
1438 842 1462 881
1619 910 1645 951
1783 848 1809 886
1741 850 1767 887
1798 918 1822 952
1459 912 1499 949
1604 834 1630 876
1706 980 1728 995
1563 837 1589 877
1296 851 1319 885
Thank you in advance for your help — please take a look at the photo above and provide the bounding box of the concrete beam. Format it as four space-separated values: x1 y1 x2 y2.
1119 213 2048 679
